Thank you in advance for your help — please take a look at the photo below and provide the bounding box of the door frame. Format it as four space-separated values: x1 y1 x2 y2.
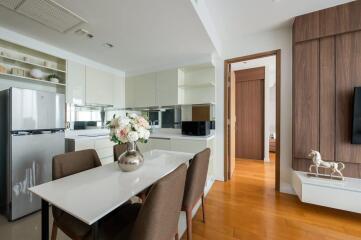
224 50 281 191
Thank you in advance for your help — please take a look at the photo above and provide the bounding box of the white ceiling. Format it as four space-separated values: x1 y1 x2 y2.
204 0 353 55
0 0 215 74
0 0 355 75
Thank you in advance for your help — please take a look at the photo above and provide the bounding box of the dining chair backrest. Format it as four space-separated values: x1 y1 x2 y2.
182 148 211 209
113 144 128 162
130 164 187 240
52 149 102 180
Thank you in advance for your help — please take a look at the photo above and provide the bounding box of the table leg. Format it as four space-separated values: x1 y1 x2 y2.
41 199 49 240
92 221 99 240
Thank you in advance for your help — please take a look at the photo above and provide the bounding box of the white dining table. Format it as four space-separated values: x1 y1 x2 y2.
29 149 194 240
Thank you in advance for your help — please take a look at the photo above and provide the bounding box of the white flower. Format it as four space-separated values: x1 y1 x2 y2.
143 130 150 140
127 131 139 142
137 127 146 139
119 117 130 128
128 113 138 119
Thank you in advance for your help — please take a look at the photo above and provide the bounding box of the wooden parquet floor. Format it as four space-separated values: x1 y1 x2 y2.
182 154 361 240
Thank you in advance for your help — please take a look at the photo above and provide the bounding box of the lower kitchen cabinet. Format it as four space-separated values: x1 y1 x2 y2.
171 138 215 177
66 138 114 165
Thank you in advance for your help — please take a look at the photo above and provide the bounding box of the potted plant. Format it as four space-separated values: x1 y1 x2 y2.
47 74 60 83
108 113 150 171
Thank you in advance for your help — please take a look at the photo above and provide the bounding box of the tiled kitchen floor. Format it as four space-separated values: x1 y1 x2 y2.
0 210 70 240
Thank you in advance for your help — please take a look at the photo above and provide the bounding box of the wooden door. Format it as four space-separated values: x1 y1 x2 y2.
235 67 265 160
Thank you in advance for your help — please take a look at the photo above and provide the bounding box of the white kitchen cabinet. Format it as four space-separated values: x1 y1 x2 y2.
137 138 171 152
156 69 179 106
125 76 136 108
124 64 215 108
137 141 152 153
66 137 114 165
151 138 171 150
134 73 157 107
113 76 125 108
125 73 157 108
66 60 86 105
171 138 214 176
86 66 114 105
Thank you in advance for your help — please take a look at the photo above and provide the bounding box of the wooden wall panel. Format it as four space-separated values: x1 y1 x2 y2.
293 40 319 159
334 1 361 36
319 1 361 39
336 32 361 164
293 1 361 178
319 6 337 37
294 12 319 43
319 37 336 161
298 1 361 41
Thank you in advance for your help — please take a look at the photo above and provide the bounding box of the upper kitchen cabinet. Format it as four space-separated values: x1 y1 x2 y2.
125 64 215 108
156 69 182 106
85 66 114 105
66 60 86 105
112 75 125 109
125 72 157 108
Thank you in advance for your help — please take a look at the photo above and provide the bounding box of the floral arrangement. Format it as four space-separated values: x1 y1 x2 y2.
108 113 151 144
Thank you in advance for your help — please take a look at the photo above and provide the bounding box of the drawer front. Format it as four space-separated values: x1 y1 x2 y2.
151 138 171 151
170 139 206 154
95 138 114 149
96 147 113 159
75 139 94 151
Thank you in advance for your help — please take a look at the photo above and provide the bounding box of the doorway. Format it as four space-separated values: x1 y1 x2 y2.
224 50 281 191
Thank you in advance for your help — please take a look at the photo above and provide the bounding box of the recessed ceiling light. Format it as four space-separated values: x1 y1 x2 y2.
74 29 94 39
272 0 281 2
103 43 114 48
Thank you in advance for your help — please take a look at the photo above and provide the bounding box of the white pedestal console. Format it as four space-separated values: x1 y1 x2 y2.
292 171 361 213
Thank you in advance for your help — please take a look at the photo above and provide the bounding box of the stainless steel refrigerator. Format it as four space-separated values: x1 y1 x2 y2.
0 87 65 221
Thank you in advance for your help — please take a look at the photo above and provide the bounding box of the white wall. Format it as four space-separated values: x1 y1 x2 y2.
209 28 293 193
212 53 225 181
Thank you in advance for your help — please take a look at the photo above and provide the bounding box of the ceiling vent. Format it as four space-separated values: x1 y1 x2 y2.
0 0 87 33
0 0 23 9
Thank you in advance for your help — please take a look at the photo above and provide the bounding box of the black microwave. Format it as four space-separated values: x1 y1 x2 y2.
182 121 210 136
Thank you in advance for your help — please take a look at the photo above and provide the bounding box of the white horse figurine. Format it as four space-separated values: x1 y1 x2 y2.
308 150 345 180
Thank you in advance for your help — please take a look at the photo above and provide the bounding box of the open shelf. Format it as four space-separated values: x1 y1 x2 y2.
178 82 215 88
0 55 66 73
0 72 66 87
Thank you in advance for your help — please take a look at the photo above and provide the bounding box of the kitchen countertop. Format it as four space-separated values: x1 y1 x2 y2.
65 129 215 141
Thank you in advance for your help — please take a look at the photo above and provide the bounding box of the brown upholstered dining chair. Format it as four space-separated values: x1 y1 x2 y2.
51 149 102 240
99 164 187 240
182 148 211 240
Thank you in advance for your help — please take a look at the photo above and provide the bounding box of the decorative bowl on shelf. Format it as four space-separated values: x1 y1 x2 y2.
49 78 59 83
30 69 44 79
47 74 60 83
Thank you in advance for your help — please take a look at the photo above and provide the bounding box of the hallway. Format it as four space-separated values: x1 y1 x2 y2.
185 155 361 240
